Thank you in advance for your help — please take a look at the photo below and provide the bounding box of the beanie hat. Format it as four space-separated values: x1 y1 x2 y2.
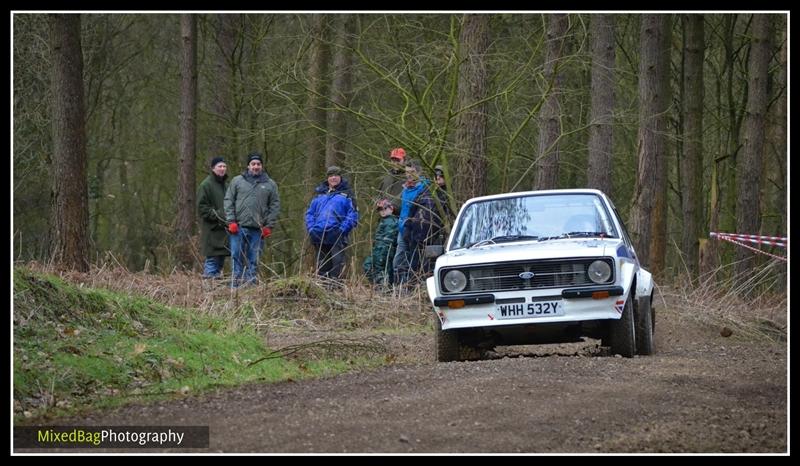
326 165 342 176
434 165 444 177
389 147 406 161
404 158 422 172
248 152 263 164
210 156 226 169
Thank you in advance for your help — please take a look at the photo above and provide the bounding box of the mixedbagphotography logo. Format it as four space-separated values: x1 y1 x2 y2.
14 426 209 449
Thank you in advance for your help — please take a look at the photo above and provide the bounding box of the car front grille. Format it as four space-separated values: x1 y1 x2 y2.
441 258 613 293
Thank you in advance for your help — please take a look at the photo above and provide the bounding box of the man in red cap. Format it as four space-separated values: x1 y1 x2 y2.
378 147 406 212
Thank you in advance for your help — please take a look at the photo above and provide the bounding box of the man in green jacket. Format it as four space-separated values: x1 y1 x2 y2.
197 156 230 278
224 152 281 287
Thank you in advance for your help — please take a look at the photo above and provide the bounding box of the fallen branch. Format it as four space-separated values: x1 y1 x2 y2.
248 336 385 367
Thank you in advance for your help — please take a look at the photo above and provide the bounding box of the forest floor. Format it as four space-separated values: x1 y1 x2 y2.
15 292 787 454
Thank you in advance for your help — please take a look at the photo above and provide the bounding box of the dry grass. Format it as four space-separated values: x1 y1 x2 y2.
657 259 787 343
20 261 432 335
20 257 786 343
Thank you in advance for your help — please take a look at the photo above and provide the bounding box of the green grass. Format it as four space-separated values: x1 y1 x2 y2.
12 268 383 422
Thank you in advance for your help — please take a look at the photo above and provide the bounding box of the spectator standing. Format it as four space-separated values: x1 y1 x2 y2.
393 159 436 286
305 166 359 280
422 165 453 275
363 199 399 287
224 152 281 287
378 147 406 212
431 165 454 243
197 156 230 278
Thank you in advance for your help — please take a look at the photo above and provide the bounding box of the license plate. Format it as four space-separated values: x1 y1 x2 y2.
495 301 563 320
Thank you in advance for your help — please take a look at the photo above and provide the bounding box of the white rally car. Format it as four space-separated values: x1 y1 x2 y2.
426 189 655 362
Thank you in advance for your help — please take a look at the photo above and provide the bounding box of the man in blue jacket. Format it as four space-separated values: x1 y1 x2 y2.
305 166 359 280
392 158 434 286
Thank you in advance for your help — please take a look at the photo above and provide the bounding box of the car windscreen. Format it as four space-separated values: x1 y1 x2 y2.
449 193 618 250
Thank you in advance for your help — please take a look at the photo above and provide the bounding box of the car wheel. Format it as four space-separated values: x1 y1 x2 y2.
434 315 461 362
609 296 635 358
635 295 655 355
651 302 656 334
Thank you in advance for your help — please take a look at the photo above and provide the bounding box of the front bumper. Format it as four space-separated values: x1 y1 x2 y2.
432 286 623 308
428 280 630 331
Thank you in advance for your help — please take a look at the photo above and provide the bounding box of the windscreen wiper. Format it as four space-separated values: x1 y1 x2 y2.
468 235 538 248
538 231 608 242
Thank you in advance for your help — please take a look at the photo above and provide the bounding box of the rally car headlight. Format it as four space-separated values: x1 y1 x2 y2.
442 270 467 292
587 260 612 283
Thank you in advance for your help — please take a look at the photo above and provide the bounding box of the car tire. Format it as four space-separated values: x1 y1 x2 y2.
434 316 461 362
635 295 655 355
651 302 656 334
609 296 636 358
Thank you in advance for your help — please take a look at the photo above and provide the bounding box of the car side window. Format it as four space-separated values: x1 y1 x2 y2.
613 206 635 251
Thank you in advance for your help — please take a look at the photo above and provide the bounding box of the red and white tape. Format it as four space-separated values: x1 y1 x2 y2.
710 232 787 262
710 232 787 248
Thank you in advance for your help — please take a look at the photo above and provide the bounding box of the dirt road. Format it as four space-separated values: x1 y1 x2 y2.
17 308 787 453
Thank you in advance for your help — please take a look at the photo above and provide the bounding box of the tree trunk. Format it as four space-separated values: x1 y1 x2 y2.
763 16 787 238
767 16 787 292
769 16 787 236
304 14 330 194
735 14 772 282
326 14 354 169
535 14 568 191
210 14 240 159
650 15 671 279
722 16 744 260
587 14 615 195
630 15 671 273
176 14 197 269
49 14 90 272
680 14 704 280
453 14 489 203
703 15 742 280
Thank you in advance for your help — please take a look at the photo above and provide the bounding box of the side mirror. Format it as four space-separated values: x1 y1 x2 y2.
424 244 444 258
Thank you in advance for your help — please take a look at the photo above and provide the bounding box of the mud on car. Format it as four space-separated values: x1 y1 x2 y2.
426 189 655 362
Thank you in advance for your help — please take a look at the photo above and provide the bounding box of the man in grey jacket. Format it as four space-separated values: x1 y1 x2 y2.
224 152 281 287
